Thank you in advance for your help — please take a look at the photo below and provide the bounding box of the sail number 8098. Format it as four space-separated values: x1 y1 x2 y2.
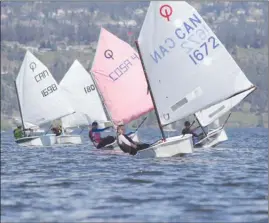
41 84 58 97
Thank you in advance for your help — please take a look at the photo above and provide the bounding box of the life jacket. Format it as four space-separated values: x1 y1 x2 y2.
14 128 23 139
52 127 61 136
89 130 101 144
182 128 192 135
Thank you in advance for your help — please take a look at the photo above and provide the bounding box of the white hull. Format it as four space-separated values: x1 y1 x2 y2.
195 127 228 148
56 135 83 145
16 134 57 147
136 134 193 158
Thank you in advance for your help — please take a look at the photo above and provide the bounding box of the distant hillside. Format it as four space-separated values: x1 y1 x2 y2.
0 1 268 129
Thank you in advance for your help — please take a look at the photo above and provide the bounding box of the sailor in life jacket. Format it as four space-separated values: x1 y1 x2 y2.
51 126 62 136
116 122 150 155
89 121 115 149
181 121 205 144
13 125 33 139
13 125 24 139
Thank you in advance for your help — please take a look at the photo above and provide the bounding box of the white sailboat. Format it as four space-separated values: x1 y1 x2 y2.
194 85 255 148
15 50 75 146
135 1 256 158
58 59 112 145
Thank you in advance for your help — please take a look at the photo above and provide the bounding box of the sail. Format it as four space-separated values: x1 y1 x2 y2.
24 121 40 130
137 1 255 126
91 27 154 124
59 60 108 128
15 51 75 127
13 117 40 130
195 87 255 127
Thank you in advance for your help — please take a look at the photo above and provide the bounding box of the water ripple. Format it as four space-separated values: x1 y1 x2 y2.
1 128 268 222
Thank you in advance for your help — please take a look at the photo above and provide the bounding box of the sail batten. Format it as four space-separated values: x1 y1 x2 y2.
16 51 75 127
137 1 255 125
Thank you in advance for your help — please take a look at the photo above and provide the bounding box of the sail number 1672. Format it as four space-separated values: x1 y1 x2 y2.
189 36 220 65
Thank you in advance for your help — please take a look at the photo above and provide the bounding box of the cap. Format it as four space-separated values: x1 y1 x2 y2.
184 121 190 126
92 121 98 126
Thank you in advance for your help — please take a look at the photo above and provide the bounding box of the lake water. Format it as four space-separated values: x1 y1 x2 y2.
1 127 268 222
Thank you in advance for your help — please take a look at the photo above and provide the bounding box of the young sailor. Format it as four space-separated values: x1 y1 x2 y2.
89 121 115 148
116 123 150 155
182 121 199 136
182 121 205 144
51 126 62 136
13 125 24 139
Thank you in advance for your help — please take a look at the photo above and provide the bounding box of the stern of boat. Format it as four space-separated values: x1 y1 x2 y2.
195 128 228 148
40 134 57 146
56 135 83 145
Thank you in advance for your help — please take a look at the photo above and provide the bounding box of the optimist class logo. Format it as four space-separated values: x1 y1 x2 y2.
159 4 173 21
29 62 37 72
104 49 114 60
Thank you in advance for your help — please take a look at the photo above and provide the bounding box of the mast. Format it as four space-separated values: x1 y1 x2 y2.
89 71 114 127
135 41 166 141
14 81 26 136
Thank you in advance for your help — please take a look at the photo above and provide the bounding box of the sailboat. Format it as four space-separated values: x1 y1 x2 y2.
13 117 45 135
134 1 256 158
193 84 255 148
89 69 139 150
58 59 112 145
15 50 75 146
90 27 153 149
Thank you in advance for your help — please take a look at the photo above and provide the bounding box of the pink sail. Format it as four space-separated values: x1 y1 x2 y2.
91 27 154 125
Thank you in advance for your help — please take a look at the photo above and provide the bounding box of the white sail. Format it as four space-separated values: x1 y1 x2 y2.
137 1 255 126
15 51 75 127
13 117 40 130
195 87 255 127
24 122 40 130
59 60 108 129
209 119 220 129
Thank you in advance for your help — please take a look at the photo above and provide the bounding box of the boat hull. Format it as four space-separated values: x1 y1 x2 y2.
16 134 57 147
194 127 228 148
135 134 193 158
56 135 83 145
